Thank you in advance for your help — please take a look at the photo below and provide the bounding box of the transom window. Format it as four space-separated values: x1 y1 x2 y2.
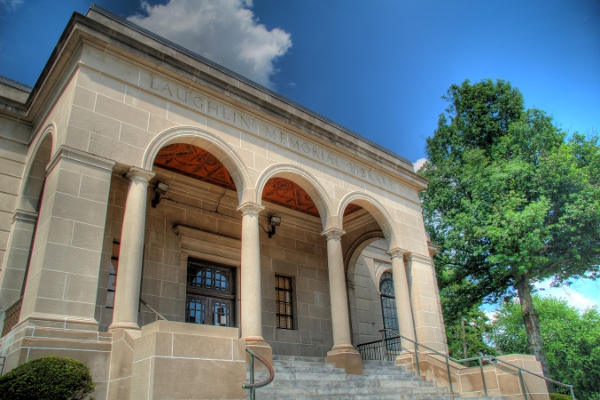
275 275 294 330
185 259 235 327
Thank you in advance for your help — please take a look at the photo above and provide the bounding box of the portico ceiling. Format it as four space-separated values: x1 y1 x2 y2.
154 143 361 217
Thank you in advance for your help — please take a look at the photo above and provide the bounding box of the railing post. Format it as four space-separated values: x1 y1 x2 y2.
446 356 453 394
518 369 527 400
415 342 421 376
381 330 389 361
569 386 576 400
249 352 255 400
479 357 488 398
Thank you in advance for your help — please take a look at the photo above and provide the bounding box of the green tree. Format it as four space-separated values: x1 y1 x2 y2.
443 302 496 361
420 78 600 389
491 296 600 400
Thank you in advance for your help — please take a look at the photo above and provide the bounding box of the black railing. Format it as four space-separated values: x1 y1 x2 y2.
1 297 22 337
356 336 403 361
243 347 274 400
356 329 575 400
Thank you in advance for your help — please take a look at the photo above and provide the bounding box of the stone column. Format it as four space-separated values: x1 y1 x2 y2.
322 228 362 374
407 253 448 354
387 248 416 351
237 202 271 362
109 167 155 331
0 210 38 313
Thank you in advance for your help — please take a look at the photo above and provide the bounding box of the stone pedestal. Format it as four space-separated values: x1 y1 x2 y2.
130 321 247 400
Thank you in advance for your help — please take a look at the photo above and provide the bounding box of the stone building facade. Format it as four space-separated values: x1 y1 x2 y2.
0 5 548 400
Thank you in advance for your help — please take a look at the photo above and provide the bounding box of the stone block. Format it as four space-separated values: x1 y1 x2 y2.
95 94 149 130
69 106 121 141
77 68 127 102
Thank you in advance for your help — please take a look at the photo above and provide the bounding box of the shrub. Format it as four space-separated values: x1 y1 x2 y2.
0 356 95 400
550 393 573 400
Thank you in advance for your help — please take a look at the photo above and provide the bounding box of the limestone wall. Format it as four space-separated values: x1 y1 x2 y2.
97 169 334 357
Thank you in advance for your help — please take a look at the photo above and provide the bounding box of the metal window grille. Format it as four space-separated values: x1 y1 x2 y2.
275 275 294 329
380 272 399 339
106 242 119 308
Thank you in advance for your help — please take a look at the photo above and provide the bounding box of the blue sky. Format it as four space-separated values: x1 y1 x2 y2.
1 0 599 310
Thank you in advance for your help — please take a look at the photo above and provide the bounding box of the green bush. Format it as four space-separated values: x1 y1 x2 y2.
0 356 95 400
550 393 573 400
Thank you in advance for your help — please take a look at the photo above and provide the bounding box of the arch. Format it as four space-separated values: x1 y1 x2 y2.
18 124 55 212
142 126 253 204
337 192 400 249
344 230 384 274
255 163 334 231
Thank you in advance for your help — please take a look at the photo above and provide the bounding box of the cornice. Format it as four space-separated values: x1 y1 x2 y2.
46 145 115 175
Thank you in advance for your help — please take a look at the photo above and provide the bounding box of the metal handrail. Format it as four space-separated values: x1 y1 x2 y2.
243 347 274 400
361 329 575 400
0 356 5 375
139 298 167 321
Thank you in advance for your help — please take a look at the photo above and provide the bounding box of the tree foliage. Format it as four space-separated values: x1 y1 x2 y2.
420 78 600 385
443 303 496 361
0 356 95 400
491 296 600 400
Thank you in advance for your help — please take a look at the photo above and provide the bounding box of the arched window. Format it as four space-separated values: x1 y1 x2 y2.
380 272 399 336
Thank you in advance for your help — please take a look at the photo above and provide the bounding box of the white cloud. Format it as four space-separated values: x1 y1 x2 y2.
128 0 292 88
0 0 23 11
413 158 427 172
535 279 600 310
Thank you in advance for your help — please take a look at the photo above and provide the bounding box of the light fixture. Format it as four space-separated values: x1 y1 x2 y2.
151 181 170 208
268 215 282 238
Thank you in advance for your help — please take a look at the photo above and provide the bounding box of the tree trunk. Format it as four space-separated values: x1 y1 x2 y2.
515 274 555 393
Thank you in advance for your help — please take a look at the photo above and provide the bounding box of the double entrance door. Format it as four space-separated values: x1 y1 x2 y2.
185 259 235 327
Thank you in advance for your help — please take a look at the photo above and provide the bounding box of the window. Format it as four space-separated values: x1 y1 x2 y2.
275 275 294 329
380 272 399 335
185 259 235 327
106 242 119 308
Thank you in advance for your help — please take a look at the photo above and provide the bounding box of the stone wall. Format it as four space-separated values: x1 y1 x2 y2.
96 169 334 357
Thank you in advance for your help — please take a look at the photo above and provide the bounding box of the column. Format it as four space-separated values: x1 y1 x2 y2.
237 202 272 363
407 253 448 353
109 167 155 331
322 228 362 374
388 248 416 351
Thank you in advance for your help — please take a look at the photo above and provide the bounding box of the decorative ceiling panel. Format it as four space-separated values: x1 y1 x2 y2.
154 143 362 218
154 143 236 189
262 177 320 216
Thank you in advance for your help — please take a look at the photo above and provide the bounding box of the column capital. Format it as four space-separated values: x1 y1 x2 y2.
236 202 265 216
12 209 38 224
407 252 434 265
387 247 410 259
126 167 155 184
321 228 346 240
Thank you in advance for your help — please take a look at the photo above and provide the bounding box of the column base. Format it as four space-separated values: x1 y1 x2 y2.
245 337 273 371
108 322 140 331
325 345 363 375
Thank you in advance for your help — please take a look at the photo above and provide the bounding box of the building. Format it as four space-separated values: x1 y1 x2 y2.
0 5 549 400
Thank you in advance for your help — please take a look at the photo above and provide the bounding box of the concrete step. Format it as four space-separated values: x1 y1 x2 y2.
247 356 457 400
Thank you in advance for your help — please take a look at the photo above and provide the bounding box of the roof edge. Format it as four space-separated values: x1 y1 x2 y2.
88 4 413 166
0 75 32 93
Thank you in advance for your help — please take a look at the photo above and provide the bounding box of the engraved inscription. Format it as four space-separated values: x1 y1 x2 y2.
149 75 397 192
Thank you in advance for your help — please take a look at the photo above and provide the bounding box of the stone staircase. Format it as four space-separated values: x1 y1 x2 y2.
247 355 454 400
